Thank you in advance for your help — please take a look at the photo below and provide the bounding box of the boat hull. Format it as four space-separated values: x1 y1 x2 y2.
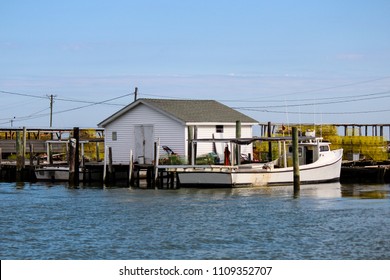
178 149 343 188
35 166 83 181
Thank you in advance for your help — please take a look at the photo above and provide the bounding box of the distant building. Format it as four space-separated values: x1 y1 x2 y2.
98 98 258 164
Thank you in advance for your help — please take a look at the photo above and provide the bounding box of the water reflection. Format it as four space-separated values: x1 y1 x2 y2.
179 182 389 200
341 184 390 199
176 182 344 199
1 181 389 259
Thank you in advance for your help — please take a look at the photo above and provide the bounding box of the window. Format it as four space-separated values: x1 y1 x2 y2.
288 146 303 157
216 125 224 133
112 131 117 141
320 145 329 152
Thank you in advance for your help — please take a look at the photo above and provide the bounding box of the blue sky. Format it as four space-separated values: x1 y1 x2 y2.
1 0 390 131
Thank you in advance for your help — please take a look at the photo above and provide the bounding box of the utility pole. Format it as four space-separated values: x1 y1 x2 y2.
49 94 54 127
48 94 56 163
134 87 138 102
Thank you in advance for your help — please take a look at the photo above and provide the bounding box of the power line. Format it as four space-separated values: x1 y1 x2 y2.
239 108 390 115
0 91 133 125
1 89 130 106
51 93 132 116
271 75 390 97
221 90 390 103
55 96 127 106
232 90 390 110
0 107 50 125
0 90 47 99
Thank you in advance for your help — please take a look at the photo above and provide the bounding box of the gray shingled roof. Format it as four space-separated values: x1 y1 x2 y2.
98 98 258 127
142 99 258 123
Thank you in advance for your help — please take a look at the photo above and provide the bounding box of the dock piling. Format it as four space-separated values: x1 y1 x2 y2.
16 130 23 182
128 149 133 188
292 127 300 193
68 138 77 187
153 139 160 189
267 122 272 161
236 120 241 165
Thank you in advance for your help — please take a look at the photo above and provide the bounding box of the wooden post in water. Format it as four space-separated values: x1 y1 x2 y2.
29 144 33 166
16 130 23 182
187 126 193 165
292 127 300 192
73 127 80 186
103 145 107 186
267 122 272 161
22 127 26 168
128 149 133 188
68 138 77 187
235 120 241 165
153 139 160 189
193 126 198 163
107 147 114 185
0 147 2 180
29 144 34 181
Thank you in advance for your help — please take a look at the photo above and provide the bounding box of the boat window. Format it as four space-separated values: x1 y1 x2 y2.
216 125 224 133
320 145 329 152
288 146 303 157
112 131 117 141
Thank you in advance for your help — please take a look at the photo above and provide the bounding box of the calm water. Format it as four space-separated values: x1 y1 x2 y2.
1 182 389 260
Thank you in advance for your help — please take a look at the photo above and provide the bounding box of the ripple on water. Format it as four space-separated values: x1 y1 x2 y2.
1 182 389 259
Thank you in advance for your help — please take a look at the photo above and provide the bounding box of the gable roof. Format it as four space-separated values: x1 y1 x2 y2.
98 98 258 127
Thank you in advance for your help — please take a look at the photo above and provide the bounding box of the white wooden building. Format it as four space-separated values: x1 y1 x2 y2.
98 99 258 164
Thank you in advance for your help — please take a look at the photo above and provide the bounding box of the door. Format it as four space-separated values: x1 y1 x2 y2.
305 147 314 164
135 125 154 164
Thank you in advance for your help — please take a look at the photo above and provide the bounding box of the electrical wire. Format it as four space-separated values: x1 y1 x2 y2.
51 93 132 116
238 107 390 115
0 90 47 99
0 91 133 125
221 90 390 103
232 90 390 109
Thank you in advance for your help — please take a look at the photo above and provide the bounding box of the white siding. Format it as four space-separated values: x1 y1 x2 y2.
104 104 185 164
103 104 255 164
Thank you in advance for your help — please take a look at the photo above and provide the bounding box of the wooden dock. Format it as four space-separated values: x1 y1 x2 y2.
340 160 390 184
1 125 390 187
1 160 390 186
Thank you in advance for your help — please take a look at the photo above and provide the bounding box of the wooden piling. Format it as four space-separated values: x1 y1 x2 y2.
188 126 193 164
267 121 272 161
193 126 198 162
29 144 34 181
0 147 2 180
68 138 77 187
103 145 107 185
128 149 133 187
107 146 114 185
235 120 241 165
73 127 80 186
153 139 160 189
292 127 300 192
16 131 23 182
22 127 26 167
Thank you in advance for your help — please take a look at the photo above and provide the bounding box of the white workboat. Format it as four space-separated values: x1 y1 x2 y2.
165 135 343 187
35 166 83 181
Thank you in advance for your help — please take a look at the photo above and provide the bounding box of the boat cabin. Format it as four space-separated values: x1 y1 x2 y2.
287 139 331 166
